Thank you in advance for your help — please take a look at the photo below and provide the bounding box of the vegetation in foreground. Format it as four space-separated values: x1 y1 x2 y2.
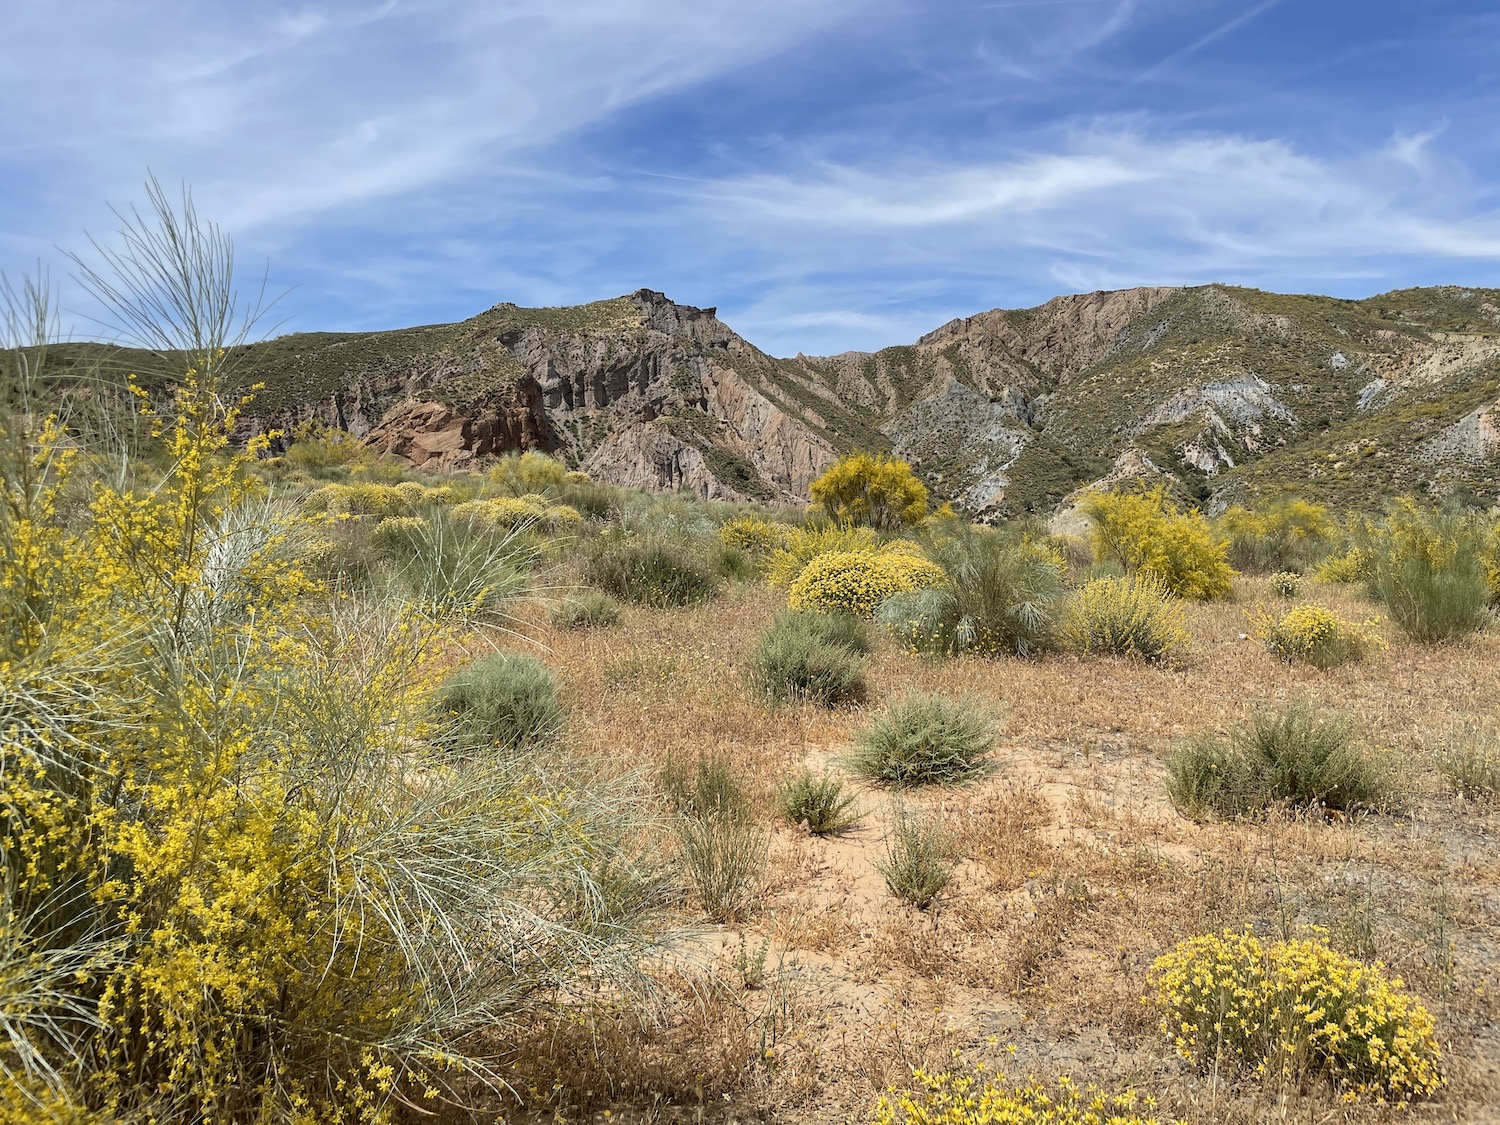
3 201 1499 1125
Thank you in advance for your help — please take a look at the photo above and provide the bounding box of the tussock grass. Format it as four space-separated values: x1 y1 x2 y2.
1167 700 1391 818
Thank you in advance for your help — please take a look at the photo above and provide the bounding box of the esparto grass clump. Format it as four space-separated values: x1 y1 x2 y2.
1166 700 1391 818
583 528 722 607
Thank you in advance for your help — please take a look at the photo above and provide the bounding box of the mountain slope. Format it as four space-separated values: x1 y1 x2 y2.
42 283 1500 513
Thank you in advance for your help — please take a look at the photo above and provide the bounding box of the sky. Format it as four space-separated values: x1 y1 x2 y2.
3 0 1499 356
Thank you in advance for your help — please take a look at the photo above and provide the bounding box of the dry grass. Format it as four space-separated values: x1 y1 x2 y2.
492 575 1500 1124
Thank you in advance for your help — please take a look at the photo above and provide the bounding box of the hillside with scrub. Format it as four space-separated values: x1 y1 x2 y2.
5 197 1500 1125
42 277 1500 521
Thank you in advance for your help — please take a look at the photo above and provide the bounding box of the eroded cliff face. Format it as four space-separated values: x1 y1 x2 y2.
237 283 1500 513
247 289 836 502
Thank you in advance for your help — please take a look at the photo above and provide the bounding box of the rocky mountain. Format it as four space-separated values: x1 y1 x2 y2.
58 283 1500 514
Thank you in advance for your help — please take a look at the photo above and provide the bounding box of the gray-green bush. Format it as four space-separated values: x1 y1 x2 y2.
875 805 954 909
1362 503 1493 643
777 769 862 835
550 589 621 630
747 614 868 706
849 692 995 786
583 528 722 607
438 651 564 753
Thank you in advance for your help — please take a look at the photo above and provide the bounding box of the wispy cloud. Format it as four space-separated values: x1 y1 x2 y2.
2 0 1497 356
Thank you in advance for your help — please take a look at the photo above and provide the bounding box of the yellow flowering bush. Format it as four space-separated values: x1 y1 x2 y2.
809 451 928 529
1219 498 1335 573
1082 485 1235 600
764 524 884 587
1255 603 1385 668
867 1062 1165 1125
1061 575 1188 662
1314 545 1371 584
719 514 793 555
451 493 581 532
488 449 569 491
1150 929 1442 1103
787 550 945 617
1 350 664 1119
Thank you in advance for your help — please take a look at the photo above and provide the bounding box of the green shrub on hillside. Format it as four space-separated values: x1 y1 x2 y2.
1166 700 1390 818
747 613 869 706
438 652 564 753
583 528 722 607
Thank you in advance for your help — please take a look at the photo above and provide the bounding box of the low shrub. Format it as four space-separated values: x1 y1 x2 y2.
1441 717 1500 802
438 651 564 753
1255 603 1384 668
1082 484 1235 600
1165 701 1390 817
877 531 1065 657
867 1064 1165 1125
747 615 868 706
660 749 752 824
764 524 888 587
787 550 945 617
849 693 995 786
777 769 862 834
1362 501 1492 642
1059 574 1187 662
549 589 621 629
875 805 954 908
1269 571 1301 598
1150 929 1443 1102
772 609 873 654
583 529 722 607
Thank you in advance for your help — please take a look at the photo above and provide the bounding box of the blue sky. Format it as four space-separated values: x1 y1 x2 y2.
3 0 1499 355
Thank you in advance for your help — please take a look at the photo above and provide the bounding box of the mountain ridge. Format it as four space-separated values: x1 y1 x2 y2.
53 282 1500 514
